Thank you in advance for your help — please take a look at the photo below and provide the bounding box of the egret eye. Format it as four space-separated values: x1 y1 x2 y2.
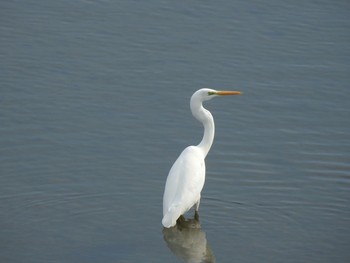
208 91 216 96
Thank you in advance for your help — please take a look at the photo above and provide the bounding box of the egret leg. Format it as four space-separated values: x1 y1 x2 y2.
194 210 200 221
194 200 200 221
177 215 185 224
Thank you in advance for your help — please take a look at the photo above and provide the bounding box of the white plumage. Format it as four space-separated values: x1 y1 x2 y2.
162 88 241 228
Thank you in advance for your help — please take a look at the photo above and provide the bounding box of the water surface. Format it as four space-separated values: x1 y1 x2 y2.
1 0 349 262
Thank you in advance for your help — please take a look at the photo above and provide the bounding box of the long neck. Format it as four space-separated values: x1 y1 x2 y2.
190 99 215 158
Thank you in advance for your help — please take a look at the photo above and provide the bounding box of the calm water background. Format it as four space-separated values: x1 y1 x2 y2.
1 0 350 262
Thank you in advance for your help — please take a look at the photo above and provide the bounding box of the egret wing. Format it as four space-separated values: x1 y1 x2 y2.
162 146 205 227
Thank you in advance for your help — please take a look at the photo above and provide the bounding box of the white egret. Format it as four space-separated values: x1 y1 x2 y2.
162 88 241 228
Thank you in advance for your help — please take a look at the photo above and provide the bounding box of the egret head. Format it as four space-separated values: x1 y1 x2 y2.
192 88 241 102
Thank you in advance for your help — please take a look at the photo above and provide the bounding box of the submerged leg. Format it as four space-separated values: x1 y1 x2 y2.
176 215 185 224
194 210 199 221
194 200 200 221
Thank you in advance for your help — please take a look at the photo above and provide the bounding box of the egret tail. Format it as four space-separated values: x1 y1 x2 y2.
162 205 183 228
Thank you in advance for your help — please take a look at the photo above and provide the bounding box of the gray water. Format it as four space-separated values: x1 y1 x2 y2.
1 1 350 262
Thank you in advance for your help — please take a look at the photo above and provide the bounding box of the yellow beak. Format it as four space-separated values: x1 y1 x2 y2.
216 91 241 96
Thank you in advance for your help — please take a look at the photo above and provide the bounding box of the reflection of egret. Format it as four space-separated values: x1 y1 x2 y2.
162 89 241 228
162 219 216 263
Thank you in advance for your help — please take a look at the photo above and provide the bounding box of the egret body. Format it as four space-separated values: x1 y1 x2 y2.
162 88 241 228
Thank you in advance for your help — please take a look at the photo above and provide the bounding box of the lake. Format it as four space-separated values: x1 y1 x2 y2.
1 0 349 262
